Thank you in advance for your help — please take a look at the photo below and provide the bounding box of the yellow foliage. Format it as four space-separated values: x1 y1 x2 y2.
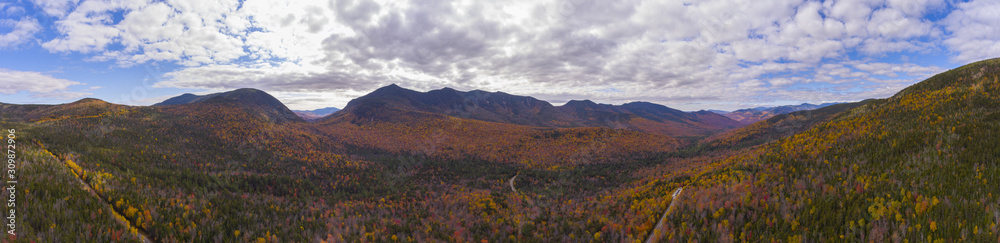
66 159 83 175
125 206 138 218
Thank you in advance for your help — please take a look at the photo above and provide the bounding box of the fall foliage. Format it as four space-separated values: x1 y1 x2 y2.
2 58 999 241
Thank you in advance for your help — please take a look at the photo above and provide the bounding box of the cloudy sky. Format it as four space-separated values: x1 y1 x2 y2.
0 0 998 111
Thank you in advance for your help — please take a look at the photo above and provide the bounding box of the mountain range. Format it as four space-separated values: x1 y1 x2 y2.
717 102 842 123
5 58 998 242
320 84 742 138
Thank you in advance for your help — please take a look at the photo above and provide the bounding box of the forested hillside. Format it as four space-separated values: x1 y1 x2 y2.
641 58 1000 242
1 59 998 242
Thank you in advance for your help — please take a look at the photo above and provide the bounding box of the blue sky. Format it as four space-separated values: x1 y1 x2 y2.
1 0 998 111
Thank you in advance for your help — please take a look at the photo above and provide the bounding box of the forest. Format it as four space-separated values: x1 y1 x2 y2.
0 59 998 242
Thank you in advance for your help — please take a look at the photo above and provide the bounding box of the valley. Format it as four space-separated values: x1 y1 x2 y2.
1 59 999 242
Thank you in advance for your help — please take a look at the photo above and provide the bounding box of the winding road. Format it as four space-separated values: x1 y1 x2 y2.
58 153 155 243
509 172 519 194
645 187 684 243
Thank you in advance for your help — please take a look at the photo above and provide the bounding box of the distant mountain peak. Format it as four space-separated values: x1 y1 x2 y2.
293 107 341 121
71 98 110 104
154 93 204 106
155 88 274 106
154 88 302 123
563 100 601 108
374 84 410 93
366 84 419 97
566 99 598 105
230 87 267 94
724 102 843 124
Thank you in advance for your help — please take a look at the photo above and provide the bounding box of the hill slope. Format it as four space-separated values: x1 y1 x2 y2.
724 102 841 124
703 100 874 150
0 86 687 241
0 98 129 123
641 58 1000 242
318 99 680 167
4 59 1000 242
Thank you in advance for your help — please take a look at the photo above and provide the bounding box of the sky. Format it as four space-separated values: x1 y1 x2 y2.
0 0 998 111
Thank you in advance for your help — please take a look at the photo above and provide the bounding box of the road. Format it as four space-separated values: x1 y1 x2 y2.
645 187 684 243
59 154 155 243
509 172 519 194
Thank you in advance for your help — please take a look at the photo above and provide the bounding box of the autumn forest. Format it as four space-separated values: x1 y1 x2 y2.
1 59 1000 242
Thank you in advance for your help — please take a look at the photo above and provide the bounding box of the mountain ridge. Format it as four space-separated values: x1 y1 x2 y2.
646 57 1000 241
323 85 741 138
722 102 843 124
153 88 303 123
3 58 1000 242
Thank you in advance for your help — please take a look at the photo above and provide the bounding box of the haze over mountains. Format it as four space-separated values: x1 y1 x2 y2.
292 107 340 121
716 103 843 124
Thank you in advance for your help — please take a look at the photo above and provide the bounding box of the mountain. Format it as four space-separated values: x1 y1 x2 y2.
293 107 340 121
318 88 682 166
723 102 842 124
154 93 204 105
0 98 127 122
324 84 741 138
639 58 1000 241
707 109 730 114
155 88 287 108
154 88 303 123
557 101 743 137
331 84 567 126
5 59 1000 242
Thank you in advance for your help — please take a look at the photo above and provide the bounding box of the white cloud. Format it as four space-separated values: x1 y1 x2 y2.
0 18 42 48
29 0 80 17
0 68 88 98
866 7 935 39
2 4 26 16
943 0 1000 62
154 62 376 91
886 0 945 17
40 0 140 53
31 0 970 110
270 90 367 110
41 0 245 66
851 62 944 78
